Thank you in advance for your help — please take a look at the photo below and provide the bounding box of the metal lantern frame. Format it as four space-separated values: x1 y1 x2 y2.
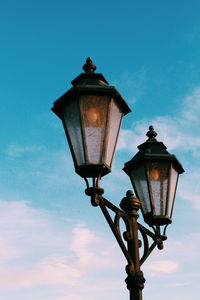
52 58 131 179
123 126 184 226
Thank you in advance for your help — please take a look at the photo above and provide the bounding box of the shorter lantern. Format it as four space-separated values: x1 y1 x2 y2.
123 126 184 226
52 58 131 179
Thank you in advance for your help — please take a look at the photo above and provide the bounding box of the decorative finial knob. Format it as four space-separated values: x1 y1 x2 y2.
82 57 96 73
120 190 140 215
146 125 157 139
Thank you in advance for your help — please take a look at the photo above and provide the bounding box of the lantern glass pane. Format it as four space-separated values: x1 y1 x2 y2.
63 98 84 166
105 99 123 167
130 165 151 214
80 95 110 164
167 165 178 218
147 161 170 216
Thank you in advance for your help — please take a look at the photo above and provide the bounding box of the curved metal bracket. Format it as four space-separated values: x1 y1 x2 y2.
97 194 133 266
137 224 157 265
85 189 168 269
85 184 170 300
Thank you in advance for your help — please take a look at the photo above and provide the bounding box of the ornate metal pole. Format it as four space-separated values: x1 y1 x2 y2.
120 190 145 300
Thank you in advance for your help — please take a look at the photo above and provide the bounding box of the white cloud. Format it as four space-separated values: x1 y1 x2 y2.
178 168 200 209
71 224 123 272
0 199 199 299
0 200 123 295
144 260 178 277
118 87 200 154
142 232 200 288
6 144 45 158
181 88 200 123
2 143 82 191
0 201 69 265
0 256 80 289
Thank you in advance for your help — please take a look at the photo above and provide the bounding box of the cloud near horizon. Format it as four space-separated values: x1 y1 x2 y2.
0 200 123 292
0 199 191 297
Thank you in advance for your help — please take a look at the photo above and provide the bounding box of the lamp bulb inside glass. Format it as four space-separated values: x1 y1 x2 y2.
86 107 99 124
149 168 160 181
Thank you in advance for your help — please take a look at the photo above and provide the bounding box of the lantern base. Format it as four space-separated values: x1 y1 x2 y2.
75 163 111 178
143 213 172 226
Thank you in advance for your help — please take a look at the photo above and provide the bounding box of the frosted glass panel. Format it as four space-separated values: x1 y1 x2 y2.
80 95 110 164
63 99 84 166
167 165 178 217
130 165 151 214
105 99 122 167
147 161 170 216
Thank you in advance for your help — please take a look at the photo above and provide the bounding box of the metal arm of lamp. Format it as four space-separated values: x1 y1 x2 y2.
85 184 168 300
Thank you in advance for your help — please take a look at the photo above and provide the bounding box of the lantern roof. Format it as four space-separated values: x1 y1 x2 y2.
52 58 131 119
124 126 185 174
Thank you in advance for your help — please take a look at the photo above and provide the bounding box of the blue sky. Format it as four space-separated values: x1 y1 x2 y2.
1 0 200 299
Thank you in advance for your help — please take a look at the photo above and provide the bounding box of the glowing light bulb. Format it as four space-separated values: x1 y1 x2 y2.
149 168 160 181
86 107 99 124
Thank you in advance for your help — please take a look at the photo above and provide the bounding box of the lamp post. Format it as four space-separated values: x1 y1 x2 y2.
51 58 184 300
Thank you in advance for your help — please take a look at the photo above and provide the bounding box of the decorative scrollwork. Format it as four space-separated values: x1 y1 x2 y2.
137 224 157 265
85 187 168 270
98 196 133 266
114 212 131 242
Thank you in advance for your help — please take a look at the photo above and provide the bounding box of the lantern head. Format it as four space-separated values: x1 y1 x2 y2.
123 126 184 226
51 58 131 179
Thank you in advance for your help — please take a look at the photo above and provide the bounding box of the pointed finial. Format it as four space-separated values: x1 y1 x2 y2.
82 57 96 73
146 125 157 139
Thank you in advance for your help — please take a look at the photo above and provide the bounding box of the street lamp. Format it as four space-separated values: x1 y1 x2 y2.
51 58 184 300
52 57 130 179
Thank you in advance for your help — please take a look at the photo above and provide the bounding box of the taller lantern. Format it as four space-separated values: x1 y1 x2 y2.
52 58 131 179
